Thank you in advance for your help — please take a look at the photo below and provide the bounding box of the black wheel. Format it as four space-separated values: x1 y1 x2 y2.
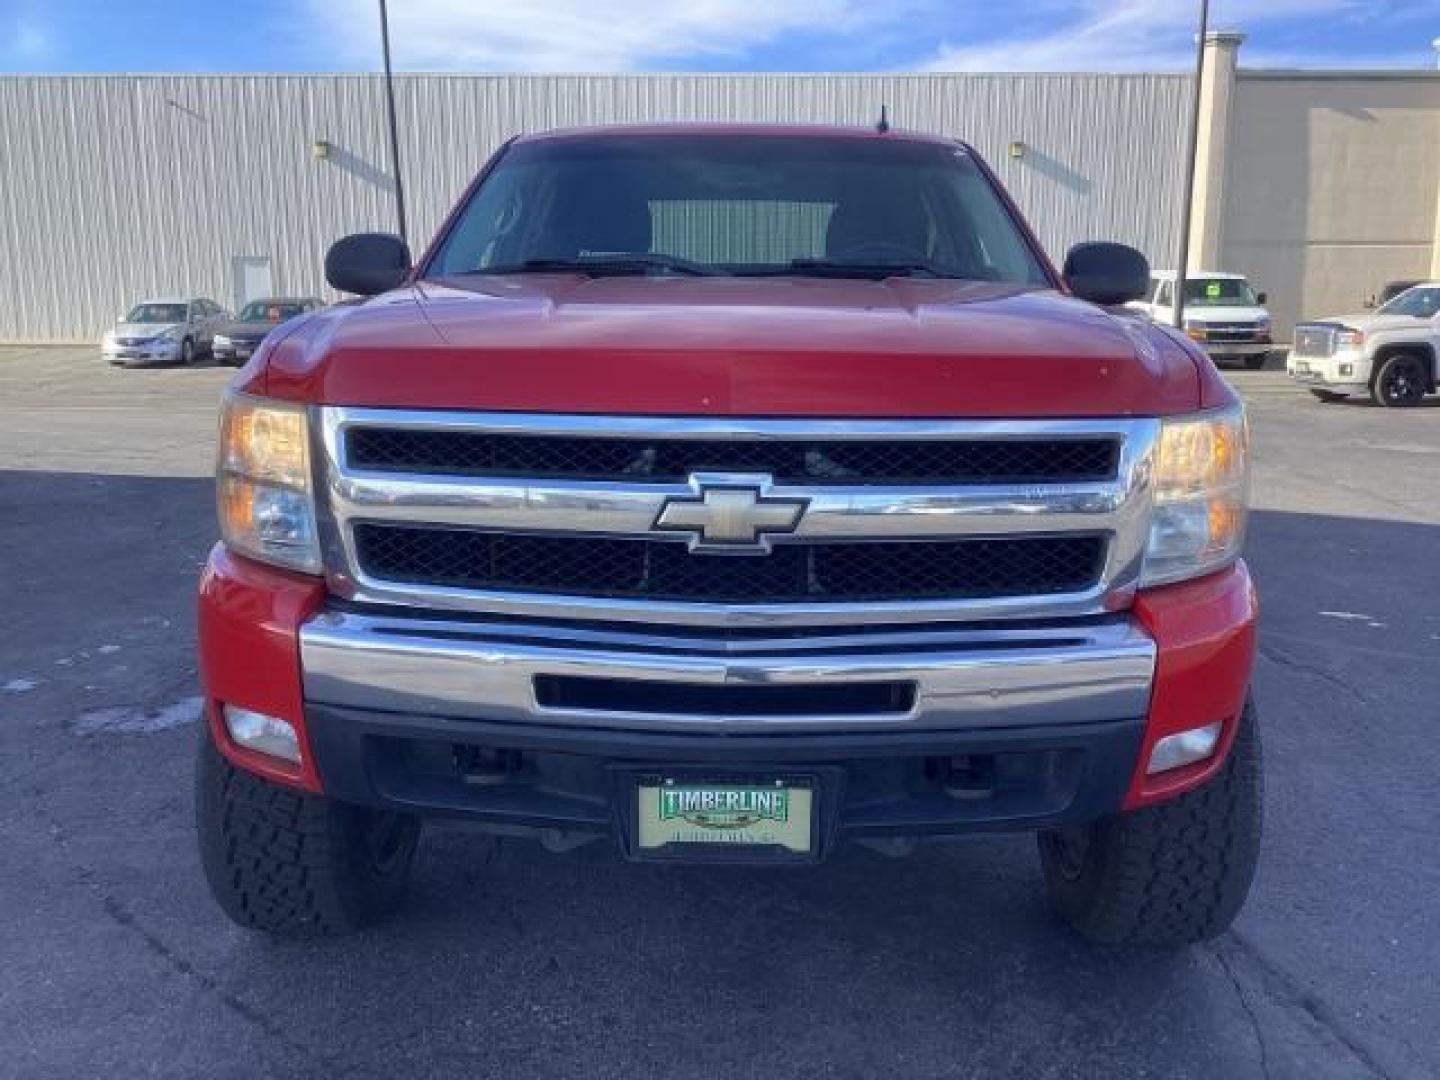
1371 353 1428 408
1243 353 1267 370
1037 697 1262 947
195 728 421 937
1309 389 1345 403
180 337 195 365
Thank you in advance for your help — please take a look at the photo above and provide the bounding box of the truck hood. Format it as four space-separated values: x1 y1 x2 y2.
1311 311 1424 334
254 276 1208 417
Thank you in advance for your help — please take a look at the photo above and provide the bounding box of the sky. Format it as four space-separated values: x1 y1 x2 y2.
1 0 1436 74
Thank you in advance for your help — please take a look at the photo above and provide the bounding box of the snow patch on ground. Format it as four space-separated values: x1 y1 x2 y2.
73 696 204 735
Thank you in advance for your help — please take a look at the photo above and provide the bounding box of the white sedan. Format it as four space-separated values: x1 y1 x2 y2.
101 296 229 366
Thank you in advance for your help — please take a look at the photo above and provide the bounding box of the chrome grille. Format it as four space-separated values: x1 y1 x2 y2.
317 409 1160 627
1201 321 1264 343
1293 325 1337 358
345 428 1120 485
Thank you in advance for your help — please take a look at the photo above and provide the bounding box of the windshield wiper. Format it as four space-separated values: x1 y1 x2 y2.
463 254 724 277
780 257 965 280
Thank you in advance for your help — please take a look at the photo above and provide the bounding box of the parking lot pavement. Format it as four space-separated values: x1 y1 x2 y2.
1 346 1437 1080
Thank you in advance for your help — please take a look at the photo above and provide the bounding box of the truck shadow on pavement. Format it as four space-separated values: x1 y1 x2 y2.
4 469 1435 1079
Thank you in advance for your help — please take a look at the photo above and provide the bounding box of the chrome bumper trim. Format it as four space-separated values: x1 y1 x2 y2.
300 611 1157 735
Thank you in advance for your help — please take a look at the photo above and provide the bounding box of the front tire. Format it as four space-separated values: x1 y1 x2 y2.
1037 698 1262 947
1371 353 1428 408
195 729 421 937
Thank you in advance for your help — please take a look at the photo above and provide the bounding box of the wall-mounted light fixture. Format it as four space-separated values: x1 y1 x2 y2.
312 140 333 160
1008 140 1026 160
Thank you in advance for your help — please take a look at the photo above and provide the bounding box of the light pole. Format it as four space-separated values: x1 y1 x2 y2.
1172 0 1210 328
378 0 408 247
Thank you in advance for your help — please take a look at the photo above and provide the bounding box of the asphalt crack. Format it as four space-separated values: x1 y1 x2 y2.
1214 931 1398 1080
1212 942 1273 1080
1257 641 1368 706
20 763 359 1080
99 895 337 1080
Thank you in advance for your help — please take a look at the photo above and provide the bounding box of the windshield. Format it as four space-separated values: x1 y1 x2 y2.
1377 286 1440 319
1183 278 1258 307
239 301 307 322
429 134 1050 284
125 303 187 324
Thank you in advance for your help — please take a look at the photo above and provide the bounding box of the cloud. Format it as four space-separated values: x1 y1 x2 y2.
303 0 1435 75
316 0 919 72
918 0 1372 72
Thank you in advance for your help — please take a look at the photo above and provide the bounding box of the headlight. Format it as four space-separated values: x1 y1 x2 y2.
1336 328 1364 347
1183 320 1207 342
1142 404 1249 588
217 392 321 574
214 334 232 348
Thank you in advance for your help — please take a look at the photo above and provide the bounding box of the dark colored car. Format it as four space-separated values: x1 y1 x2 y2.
212 298 323 365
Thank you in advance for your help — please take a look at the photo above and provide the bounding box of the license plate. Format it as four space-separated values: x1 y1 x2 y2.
637 780 813 853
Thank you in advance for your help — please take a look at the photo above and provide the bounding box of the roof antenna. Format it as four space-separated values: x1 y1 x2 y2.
876 104 890 133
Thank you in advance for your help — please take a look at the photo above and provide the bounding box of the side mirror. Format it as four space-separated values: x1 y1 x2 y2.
1256 291 1268 305
1062 242 1150 306
325 232 411 296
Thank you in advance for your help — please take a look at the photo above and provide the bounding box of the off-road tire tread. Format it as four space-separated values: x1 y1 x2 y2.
1039 699 1262 946
195 733 418 937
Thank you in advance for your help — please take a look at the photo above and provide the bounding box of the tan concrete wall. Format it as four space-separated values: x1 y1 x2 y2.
1187 34 1244 272
1222 73 1440 338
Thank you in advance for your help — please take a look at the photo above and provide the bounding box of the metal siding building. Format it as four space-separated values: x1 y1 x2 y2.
0 73 1192 342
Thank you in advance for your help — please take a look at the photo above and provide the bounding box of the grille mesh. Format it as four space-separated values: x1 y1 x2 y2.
346 429 1119 486
1292 326 1336 358
354 524 1105 604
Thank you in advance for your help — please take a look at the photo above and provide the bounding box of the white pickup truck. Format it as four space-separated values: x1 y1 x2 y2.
1289 282 1440 407
1128 272 1273 370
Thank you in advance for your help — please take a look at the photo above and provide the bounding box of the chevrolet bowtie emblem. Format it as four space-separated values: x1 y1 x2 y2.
653 475 808 554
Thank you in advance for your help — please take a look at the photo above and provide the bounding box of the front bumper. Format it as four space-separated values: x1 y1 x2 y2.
1288 347 1369 391
1201 342 1271 359
300 613 1156 735
198 547 1257 849
103 341 180 365
213 340 260 363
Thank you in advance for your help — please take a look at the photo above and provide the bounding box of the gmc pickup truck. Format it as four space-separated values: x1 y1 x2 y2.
1289 281 1439 407
196 124 1261 947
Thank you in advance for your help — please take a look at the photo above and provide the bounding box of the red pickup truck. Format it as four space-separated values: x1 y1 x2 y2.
195 124 1260 946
